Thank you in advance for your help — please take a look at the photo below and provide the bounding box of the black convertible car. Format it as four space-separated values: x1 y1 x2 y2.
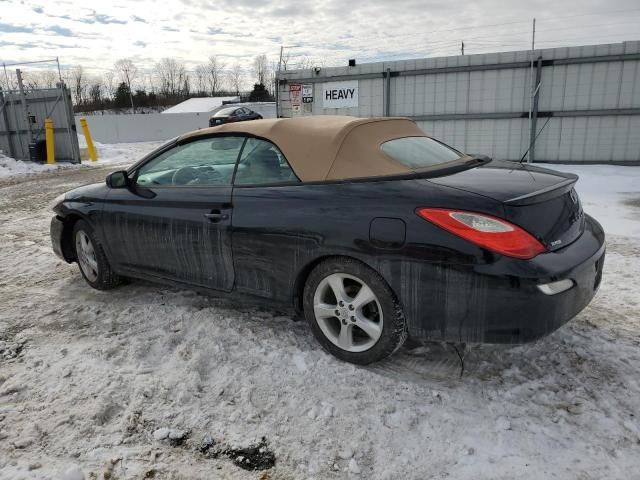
50 116 605 364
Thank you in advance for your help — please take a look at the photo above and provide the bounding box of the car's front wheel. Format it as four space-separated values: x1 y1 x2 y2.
72 220 122 290
303 258 407 364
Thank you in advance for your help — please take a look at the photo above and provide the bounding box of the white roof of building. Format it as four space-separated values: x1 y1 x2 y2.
162 96 240 114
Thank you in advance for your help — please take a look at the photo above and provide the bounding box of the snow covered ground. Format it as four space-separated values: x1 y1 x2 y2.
0 136 163 179
0 150 639 479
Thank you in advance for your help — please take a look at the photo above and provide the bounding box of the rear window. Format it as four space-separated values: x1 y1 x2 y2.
381 136 463 168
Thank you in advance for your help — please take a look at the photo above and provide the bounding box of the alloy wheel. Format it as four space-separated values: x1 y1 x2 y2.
75 230 99 282
313 273 383 352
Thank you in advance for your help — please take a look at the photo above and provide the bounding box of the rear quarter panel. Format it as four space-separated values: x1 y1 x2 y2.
230 178 504 333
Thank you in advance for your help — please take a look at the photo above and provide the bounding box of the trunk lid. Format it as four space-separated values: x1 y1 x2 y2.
428 160 585 251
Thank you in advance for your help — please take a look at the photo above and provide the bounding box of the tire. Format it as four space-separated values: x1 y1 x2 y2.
72 219 122 290
303 257 407 364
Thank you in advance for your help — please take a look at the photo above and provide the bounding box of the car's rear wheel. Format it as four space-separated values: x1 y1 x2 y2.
303 258 407 364
72 220 122 290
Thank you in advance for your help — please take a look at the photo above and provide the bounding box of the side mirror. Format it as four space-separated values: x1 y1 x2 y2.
106 170 128 188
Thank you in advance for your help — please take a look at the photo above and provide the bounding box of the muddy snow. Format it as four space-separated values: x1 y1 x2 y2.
0 154 639 479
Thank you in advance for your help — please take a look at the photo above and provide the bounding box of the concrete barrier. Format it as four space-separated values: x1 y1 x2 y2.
78 103 277 144
76 113 211 144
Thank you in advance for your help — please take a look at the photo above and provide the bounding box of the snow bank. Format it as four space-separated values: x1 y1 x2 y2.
0 152 69 178
0 136 162 179
78 133 163 167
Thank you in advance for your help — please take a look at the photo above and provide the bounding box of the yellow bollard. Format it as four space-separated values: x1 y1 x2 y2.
79 117 98 161
45 118 55 164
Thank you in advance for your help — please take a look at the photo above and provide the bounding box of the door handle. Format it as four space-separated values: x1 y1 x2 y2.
204 211 229 222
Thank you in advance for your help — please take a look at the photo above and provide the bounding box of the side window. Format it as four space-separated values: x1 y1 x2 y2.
234 138 299 185
136 136 245 186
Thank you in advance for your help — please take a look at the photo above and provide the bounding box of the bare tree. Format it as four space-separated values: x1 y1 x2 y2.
22 71 41 90
296 56 314 70
88 78 103 105
154 57 187 97
269 60 279 96
113 58 138 112
182 74 191 97
194 64 208 95
227 63 243 95
0 70 18 91
22 70 59 90
42 70 59 88
103 71 116 101
205 55 225 96
71 65 86 105
253 54 268 85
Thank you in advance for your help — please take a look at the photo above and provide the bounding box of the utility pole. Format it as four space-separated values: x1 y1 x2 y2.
527 17 536 163
461 41 465 56
276 45 284 118
275 45 300 119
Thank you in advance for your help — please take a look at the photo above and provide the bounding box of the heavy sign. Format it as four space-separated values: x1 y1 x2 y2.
290 84 302 106
322 80 358 108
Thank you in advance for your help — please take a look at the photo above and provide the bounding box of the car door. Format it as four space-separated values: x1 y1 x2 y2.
102 135 246 291
231 137 308 300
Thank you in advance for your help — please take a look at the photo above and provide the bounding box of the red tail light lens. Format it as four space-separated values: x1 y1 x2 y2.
416 208 546 259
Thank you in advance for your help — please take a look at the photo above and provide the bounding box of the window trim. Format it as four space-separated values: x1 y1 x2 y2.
231 136 301 187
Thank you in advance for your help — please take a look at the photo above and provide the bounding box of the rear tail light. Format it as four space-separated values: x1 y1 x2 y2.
416 208 546 259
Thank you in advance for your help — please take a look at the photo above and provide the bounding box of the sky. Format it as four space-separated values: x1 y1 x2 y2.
1 0 639 84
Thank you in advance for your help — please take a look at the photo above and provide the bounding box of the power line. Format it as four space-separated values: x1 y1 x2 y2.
288 11 640 66
368 7 640 42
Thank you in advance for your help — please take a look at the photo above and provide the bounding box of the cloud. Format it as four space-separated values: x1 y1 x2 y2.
2 0 639 78
94 14 127 25
0 41 38 49
0 23 34 33
207 27 226 35
270 4 313 17
46 26 74 37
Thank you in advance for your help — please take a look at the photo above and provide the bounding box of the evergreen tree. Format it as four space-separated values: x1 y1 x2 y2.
248 83 273 102
113 82 131 109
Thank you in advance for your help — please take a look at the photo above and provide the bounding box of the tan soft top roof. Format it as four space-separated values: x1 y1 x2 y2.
178 115 431 182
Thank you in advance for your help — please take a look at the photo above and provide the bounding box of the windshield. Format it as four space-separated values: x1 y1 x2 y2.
213 107 238 117
381 136 463 169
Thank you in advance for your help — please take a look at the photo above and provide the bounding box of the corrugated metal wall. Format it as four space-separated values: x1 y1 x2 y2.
0 85 80 162
278 41 640 164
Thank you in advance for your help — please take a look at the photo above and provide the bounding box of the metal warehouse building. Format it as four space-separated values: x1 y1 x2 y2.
277 41 640 164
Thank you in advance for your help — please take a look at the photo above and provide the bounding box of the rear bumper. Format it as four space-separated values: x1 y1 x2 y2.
403 215 606 343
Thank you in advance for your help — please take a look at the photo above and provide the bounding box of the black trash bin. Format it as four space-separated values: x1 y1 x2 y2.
28 140 47 163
